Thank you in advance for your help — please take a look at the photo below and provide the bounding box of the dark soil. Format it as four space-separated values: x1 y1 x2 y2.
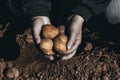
0 22 120 80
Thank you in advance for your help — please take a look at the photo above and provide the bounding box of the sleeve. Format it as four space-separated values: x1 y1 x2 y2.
23 0 51 19
71 0 112 22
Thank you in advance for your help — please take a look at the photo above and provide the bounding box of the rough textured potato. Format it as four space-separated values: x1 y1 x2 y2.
39 39 53 52
42 25 59 39
54 39 67 53
55 34 67 44
39 39 55 55
54 25 68 53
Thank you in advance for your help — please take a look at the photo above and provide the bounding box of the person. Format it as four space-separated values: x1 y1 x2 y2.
0 0 120 60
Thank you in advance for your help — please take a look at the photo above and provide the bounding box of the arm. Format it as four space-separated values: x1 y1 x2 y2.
23 0 51 19
22 0 51 44
62 0 112 60
23 0 53 60
71 0 112 22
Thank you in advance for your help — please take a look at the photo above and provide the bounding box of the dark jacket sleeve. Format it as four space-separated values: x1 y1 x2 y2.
23 0 51 19
71 0 112 22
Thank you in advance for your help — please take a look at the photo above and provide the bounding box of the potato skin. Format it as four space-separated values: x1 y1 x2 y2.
39 39 53 53
56 34 67 43
54 34 68 53
54 25 68 53
54 40 67 53
42 25 59 39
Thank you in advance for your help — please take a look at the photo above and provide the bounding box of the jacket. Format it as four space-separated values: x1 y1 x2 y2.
6 0 112 22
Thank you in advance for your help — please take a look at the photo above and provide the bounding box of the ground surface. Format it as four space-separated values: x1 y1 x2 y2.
0 22 120 80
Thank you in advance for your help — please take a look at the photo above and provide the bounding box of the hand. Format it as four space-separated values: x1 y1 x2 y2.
32 16 54 60
62 14 84 60
32 16 51 44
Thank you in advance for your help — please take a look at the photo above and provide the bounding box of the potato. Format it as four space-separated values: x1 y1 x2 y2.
39 39 55 55
55 34 67 43
58 25 65 34
42 24 59 39
54 38 67 53
40 25 68 55
54 25 68 53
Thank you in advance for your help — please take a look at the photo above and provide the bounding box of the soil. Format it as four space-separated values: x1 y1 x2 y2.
0 22 120 80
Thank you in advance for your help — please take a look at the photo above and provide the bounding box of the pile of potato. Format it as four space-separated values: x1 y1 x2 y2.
39 25 68 58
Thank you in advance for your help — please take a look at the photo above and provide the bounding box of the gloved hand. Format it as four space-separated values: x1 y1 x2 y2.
62 14 84 60
32 16 51 44
32 16 54 60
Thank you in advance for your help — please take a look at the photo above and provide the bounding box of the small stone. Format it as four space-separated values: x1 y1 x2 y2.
75 71 78 74
84 42 93 51
37 72 42 77
40 76 43 79
5 67 19 78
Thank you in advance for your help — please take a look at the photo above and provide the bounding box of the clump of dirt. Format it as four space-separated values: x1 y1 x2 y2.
0 23 120 80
